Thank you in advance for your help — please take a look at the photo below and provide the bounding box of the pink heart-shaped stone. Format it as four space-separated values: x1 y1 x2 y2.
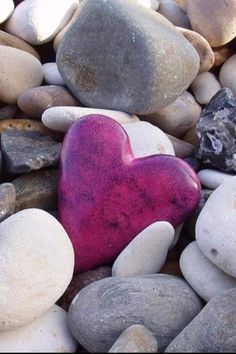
59 115 201 272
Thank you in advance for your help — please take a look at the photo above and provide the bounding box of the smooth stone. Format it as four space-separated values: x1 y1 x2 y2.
186 0 236 47
183 126 199 146
68 275 202 352
158 0 191 28
0 209 74 330
167 134 195 158
191 72 221 105
137 0 159 10
112 222 174 277
180 241 236 302
196 88 236 172
0 305 77 353
42 106 139 133
59 115 201 272
165 288 236 352
108 325 158 353
17 85 78 119
5 0 79 45
0 0 14 23
0 46 43 104
0 183 16 222
196 176 236 278
1 129 62 174
220 54 236 97
12 169 58 212
177 27 215 73
57 0 200 115
0 30 40 59
213 45 231 68
0 104 17 120
145 91 201 138
58 266 112 311
43 62 64 86
198 169 235 189
123 121 175 158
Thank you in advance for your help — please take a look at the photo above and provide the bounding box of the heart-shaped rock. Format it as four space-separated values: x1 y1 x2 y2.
59 115 201 272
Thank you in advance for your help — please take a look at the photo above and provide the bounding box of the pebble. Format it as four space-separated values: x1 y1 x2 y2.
145 91 201 138
183 126 199 146
112 221 174 277
123 121 175 158
136 0 160 10
1 129 62 174
57 0 199 114
167 134 195 158
196 176 236 278
42 106 139 133
191 72 221 105
186 0 236 47
108 325 158 353
0 209 74 330
5 0 79 45
0 0 14 24
43 63 64 86
12 169 58 212
180 241 236 302
0 104 17 120
158 0 191 28
0 305 77 353
0 183 16 222
68 275 202 352
17 85 78 119
213 45 231 68
219 54 236 96
59 115 201 272
198 169 235 190
171 223 183 248
165 288 236 352
0 45 43 104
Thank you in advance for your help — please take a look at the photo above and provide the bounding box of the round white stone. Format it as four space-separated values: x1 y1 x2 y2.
112 221 174 277
0 305 77 352
191 72 221 105
43 62 64 86
0 0 14 24
196 176 236 278
123 121 175 158
198 169 235 190
0 208 74 331
180 241 236 302
219 54 236 96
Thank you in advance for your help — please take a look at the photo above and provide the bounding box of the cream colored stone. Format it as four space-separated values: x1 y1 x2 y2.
219 54 236 96
0 0 14 24
191 72 221 105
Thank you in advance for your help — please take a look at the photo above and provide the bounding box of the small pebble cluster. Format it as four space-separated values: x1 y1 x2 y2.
0 0 236 353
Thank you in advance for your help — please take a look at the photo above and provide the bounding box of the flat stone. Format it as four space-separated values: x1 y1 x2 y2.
68 275 202 352
12 169 58 212
1 129 62 174
57 0 199 114
191 72 221 105
198 169 235 189
0 104 17 120
0 183 16 222
158 0 191 28
43 63 64 86
220 54 236 97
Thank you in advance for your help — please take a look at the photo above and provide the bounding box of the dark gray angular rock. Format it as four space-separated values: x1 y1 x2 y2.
1 130 62 174
68 275 202 353
196 88 236 172
0 183 16 222
165 288 236 352
57 0 199 115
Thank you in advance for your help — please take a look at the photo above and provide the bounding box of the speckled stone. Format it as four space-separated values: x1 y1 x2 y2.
0 183 16 222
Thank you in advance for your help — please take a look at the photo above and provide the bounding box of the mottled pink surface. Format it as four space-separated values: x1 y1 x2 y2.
59 115 201 273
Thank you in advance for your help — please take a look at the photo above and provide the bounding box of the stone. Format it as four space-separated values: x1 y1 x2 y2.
196 88 236 172
123 121 175 158
177 27 215 73
165 288 236 352
0 104 17 120
17 85 78 119
196 176 236 278
42 106 139 133
213 45 231 68
68 275 202 352
1 129 62 174
57 0 200 115
0 0 14 23
186 0 236 47
108 325 158 353
12 169 58 212
137 0 159 10
167 134 195 158
59 115 201 272
5 0 79 45
220 54 236 97
171 223 183 248
0 209 74 330
112 222 174 277
198 169 235 189
0 45 43 104
191 72 221 105
0 305 77 352
158 0 191 28
180 241 236 302
145 91 201 138
0 183 16 222
43 62 64 86
183 126 199 146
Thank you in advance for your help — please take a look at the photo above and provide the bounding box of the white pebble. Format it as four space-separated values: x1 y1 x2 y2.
198 169 235 189
0 0 14 23
43 62 64 86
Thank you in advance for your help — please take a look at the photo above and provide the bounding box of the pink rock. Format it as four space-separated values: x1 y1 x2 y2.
59 115 201 272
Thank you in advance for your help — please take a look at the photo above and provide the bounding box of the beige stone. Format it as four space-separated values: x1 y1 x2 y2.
167 134 195 158
191 72 221 105
183 126 199 146
213 45 231 68
219 54 236 96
